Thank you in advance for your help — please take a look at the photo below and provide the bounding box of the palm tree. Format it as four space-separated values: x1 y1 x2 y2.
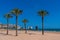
38 10 48 35
4 14 12 35
22 19 28 34
11 8 22 36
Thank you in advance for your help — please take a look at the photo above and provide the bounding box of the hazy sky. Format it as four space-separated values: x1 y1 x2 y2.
0 0 60 29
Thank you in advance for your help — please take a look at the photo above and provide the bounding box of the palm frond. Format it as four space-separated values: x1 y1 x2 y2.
38 10 48 16
22 19 28 23
11 8 23 16
4 13 13 18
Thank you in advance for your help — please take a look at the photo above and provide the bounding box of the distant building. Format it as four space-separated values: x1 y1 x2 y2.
0 24 21 29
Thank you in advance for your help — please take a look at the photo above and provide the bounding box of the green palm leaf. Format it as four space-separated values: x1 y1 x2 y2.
11 8 23 16
38 10 48 16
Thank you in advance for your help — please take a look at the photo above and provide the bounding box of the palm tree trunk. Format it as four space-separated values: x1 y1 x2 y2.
24 23 27 34
42 16 44 35
7 18 9 35
16 16 18 36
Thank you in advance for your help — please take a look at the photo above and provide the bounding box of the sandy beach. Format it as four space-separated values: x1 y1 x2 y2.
0 29 60 40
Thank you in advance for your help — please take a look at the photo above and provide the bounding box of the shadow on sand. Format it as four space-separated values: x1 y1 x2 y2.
0 33 15 36
27 33 39 35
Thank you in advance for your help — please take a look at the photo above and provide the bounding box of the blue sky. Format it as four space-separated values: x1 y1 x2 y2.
0 0 60 29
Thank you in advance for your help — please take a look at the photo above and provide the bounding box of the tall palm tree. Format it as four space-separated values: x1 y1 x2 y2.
4 14 12 35
38 10 48 35
11 8 22 36
22 19 28 34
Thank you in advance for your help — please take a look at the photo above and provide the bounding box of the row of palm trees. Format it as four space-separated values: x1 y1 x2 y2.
4 8 48 36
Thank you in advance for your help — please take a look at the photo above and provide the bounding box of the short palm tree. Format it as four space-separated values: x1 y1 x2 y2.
4 13 12 35
38 10 48 35
11 8 22 36
22 19 28 34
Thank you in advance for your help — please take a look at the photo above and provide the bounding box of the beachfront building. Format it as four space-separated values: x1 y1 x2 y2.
0 24 21 29
13 24 21 30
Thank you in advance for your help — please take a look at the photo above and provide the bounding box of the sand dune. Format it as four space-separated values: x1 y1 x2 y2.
0 29 60 40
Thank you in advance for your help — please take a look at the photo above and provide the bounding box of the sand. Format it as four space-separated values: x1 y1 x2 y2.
0 29 60 40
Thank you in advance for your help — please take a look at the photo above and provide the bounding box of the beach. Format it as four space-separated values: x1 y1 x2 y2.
0 29 60 40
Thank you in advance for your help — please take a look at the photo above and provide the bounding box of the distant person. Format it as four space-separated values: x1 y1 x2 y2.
35 26 38 30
